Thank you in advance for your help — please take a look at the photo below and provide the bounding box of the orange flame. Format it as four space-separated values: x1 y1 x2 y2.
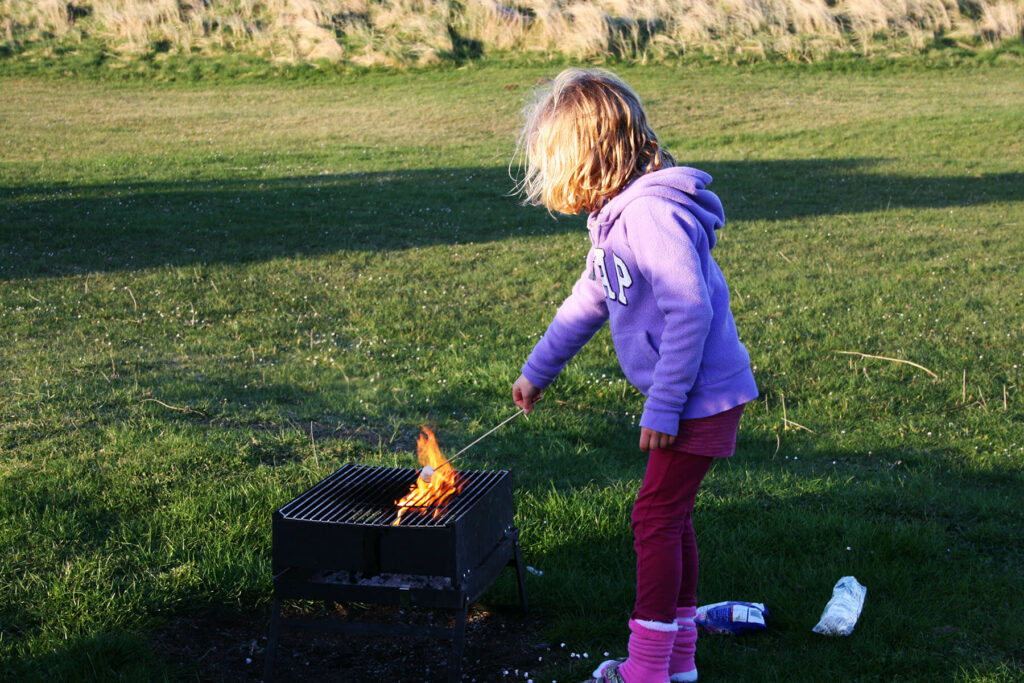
393 427 460 526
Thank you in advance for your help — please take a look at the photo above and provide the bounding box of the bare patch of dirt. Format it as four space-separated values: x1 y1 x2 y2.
151 602 568 682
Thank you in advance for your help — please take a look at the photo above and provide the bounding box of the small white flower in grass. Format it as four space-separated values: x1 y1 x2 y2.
583 653 589 659
846 546 852 551
245 658 252 664
604 652 609 657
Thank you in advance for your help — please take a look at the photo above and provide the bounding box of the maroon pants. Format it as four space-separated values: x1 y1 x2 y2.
630 449 713 622
630 404 744 623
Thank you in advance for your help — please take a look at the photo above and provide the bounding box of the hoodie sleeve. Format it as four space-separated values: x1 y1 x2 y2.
521 250 610 389
624 199 715 435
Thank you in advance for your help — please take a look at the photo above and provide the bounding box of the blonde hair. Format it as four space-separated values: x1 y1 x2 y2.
514 68 675 215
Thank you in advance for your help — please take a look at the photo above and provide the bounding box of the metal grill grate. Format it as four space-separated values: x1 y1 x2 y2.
277 463 508 527
266 461 526 683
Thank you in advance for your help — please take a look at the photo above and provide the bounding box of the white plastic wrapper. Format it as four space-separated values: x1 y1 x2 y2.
813 576 866 636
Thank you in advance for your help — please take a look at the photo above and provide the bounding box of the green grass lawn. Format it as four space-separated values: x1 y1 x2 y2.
2 62 1023 682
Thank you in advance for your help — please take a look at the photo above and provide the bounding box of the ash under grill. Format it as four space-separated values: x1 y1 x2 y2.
264 463 527 682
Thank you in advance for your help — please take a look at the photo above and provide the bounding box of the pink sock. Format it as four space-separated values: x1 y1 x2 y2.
669 606 698 682
617 618 677 683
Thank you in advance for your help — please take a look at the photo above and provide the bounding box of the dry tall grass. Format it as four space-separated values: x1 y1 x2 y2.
2 0 1022 64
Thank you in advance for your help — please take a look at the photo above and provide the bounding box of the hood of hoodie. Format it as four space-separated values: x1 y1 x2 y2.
588 166 725 249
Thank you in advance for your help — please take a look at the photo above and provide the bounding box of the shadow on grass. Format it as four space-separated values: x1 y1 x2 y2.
4 433 1021 681
2 161 1023 280
126 367 518 461
530 438 1024 679
0 630 169 681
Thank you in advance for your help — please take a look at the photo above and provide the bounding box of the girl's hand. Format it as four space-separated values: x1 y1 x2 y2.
639 427 674 452
512 374 543 414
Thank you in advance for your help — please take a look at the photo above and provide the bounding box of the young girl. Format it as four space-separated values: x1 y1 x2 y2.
511 68 759 683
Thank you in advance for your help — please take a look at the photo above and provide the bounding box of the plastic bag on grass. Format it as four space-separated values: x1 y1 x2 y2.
695 601 769 635
813 576 866 636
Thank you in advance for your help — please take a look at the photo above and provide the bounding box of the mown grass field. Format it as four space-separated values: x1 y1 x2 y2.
2 63 1023 681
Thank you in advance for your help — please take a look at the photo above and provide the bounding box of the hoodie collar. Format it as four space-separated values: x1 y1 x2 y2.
588 166 722 245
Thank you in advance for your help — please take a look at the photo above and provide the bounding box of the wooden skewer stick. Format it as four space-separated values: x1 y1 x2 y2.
420 408 525 481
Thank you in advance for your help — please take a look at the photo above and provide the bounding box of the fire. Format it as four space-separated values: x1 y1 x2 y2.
393 427 460 525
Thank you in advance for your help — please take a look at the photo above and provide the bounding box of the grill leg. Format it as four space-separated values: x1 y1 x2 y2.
511 529 529 613
263 598 282 682
447 600 468 683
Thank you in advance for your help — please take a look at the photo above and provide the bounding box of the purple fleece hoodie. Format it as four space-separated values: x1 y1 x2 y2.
521 166 758 436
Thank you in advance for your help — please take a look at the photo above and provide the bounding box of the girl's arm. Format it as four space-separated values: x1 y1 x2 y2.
519 252 610 396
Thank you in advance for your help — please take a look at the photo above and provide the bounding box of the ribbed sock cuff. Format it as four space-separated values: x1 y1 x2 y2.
676 606 697 622
669 607 698 681
619 619 678 683
634 618 680 633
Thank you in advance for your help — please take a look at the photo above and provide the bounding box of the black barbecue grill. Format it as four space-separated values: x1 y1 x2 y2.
264 463 528 682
